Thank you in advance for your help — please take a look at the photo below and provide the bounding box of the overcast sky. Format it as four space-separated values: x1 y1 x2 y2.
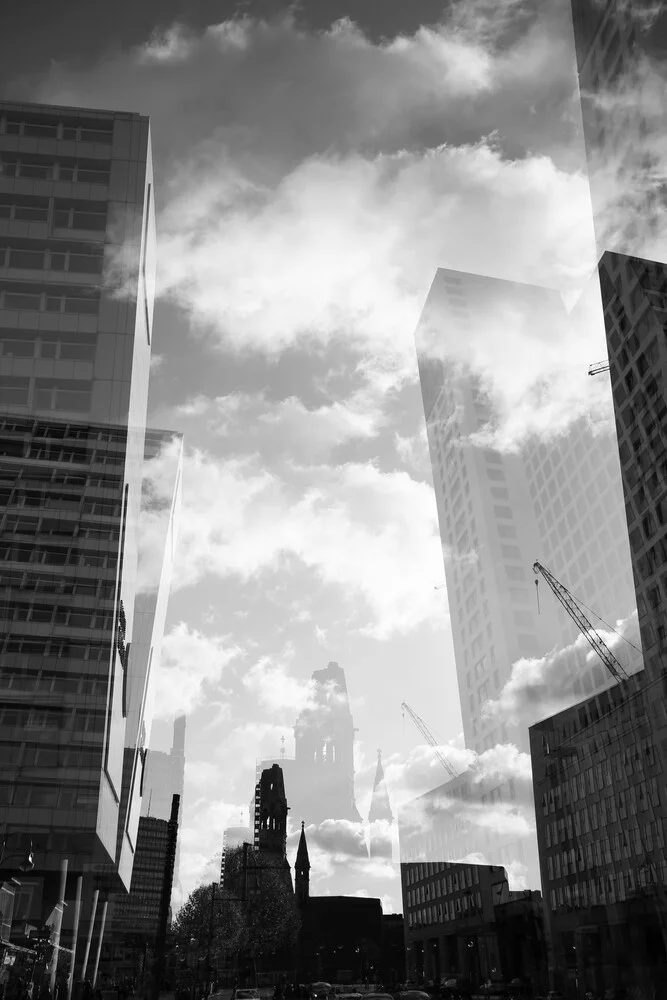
3 0 616 910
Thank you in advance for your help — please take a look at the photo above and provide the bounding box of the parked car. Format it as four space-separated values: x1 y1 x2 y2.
309 984 333 1000
233 991 261 1000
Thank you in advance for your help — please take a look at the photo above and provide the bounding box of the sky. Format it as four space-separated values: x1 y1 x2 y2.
4 0 657 911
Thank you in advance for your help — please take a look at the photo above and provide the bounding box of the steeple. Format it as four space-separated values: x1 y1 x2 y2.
295 821 310 908
369 749 393 823
369 750 394 860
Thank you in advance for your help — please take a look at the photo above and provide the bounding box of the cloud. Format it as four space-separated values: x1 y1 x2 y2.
481 609 642 732
172 387 387 457
20 9 579 172
241 655 317 716
153 623 242 718
143 445 446 639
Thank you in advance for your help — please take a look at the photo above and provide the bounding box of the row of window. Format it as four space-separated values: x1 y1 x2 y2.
0 331 97 362
0 489 120 517
542 740 656 813
0 242 104 274
0 463 122 493
0 417 127 445
0 706 105 732
548 863 667 913
0 155 110 186
2 512 121 540
1 636 111 661
1 540 118 569
547 822 665 883
0 571 115 600
404 861 480 886
1 115 113 143
1 376 93 413
0 742 102 769
543 780 660 849
0 287 99 314
0 669 107 697
0 601 114 630
0 782 101 808
1 438 125 467
0 198 107 232
407 892 483 929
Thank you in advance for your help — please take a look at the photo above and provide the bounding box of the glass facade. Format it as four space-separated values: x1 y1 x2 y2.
0 100 178 989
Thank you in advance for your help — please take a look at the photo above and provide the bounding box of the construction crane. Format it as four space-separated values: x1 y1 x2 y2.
588 360 610 376
532 561 630 684
401 702 459 779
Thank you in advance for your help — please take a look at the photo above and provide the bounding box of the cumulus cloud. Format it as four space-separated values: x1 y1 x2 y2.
142 445 445 639
241 655 318 716
153 623 242 719
18 7 604 452
21 9 579 171
481 609 642 732
171 387 386 457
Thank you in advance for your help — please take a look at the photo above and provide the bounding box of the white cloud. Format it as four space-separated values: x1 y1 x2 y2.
482 610 641 732
153 623 242 719
241 655 317 716
143 445 446 639
174 388 387 456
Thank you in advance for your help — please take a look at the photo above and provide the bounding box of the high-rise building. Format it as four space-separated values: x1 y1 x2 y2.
598 251 667 686
142 716 187 822
570 0 665 263
100 811 179 984
0 98 174 984
220 825 252 888
415 268 636 755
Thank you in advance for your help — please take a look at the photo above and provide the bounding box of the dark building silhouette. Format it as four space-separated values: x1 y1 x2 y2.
295 821 310 910
368 750 394 861
294 822 383 983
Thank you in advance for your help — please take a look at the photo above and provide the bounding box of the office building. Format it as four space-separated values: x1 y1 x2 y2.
220 825 252 888
529 668 666 997
0 99 176 986
599 251 667 686
100 813 177 984
571 0 666 263
400 858 547 992
415 268 637 755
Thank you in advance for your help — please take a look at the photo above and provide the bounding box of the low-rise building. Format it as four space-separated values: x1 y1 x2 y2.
529 669 667 997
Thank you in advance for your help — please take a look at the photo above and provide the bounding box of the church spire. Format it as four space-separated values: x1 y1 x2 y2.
369 749 393 824
295 821 310 908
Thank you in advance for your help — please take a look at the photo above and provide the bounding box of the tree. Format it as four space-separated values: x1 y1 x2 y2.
172 846 301 983
224 846 301 966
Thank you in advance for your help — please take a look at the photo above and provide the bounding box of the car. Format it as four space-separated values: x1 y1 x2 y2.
233 992 261 1000
394 993 431 1000
309 985 333 1000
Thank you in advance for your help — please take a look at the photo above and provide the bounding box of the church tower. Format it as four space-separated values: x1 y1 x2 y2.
295 821 311 909
368 749 394 860
293 661 362 825
255 764 289 857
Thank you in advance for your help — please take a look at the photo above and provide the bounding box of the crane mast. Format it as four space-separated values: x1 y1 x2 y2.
532 561 630 683
401 702 459 779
